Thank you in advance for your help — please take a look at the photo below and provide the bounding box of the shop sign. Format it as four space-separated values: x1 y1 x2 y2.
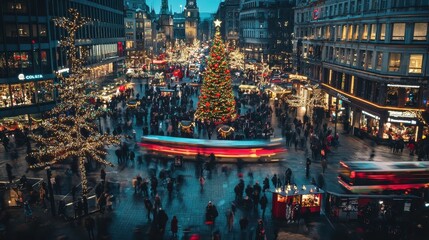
17 74 44 80
336 93 351 103
388 111 417 118
362 110 380 120
388 118 417 125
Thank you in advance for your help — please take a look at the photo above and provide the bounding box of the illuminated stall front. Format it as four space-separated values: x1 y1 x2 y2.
271 184 324 219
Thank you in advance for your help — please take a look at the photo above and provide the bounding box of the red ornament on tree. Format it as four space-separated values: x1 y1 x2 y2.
217 56 221 60
203 95 207 99
216 93 221 97
214 64 219 68
205 102 210 107
225 69 230 74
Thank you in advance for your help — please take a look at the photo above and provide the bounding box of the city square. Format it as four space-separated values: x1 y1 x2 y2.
1 1 429 240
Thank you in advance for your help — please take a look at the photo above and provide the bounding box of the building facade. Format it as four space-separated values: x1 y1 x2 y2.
184 0 199 43
158 0 173 44
124 0 153 68
173 12 186 41
215 0 240 47
294 0 429 141
0 0 124 119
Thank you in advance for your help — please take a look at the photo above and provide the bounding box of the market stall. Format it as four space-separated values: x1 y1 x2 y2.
271 184 324 219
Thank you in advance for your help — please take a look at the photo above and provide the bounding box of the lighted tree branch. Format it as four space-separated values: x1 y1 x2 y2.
28 8 119 197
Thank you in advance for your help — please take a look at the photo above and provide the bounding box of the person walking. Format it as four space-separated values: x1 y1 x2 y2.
205 201 218 224
306 158 312 178
84 216 96 240
171 216 178 238
6 163 13 183
321 157 327 174
100 168 106 182
271 174 278 188
199 176 205 190
260 194 268 217
144 198 153 221
226 208 234 232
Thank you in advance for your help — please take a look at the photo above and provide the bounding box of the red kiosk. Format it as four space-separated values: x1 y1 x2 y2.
271 184 324 219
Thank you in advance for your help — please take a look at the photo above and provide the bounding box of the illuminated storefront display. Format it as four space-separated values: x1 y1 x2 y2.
271 185 324 219
0 76 55 109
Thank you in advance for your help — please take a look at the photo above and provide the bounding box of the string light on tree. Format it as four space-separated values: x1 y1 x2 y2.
194 19 237 123
28 8 119 197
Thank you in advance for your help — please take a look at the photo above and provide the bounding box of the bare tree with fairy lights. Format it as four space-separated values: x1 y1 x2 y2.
28 8 119 197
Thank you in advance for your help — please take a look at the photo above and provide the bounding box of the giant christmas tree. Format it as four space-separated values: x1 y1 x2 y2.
194 20 237 123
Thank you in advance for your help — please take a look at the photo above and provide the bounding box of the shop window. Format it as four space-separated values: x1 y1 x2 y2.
10 82 36 106
0 84 11 108
379 24 386 40
375 52 383 71
388 53 401 72
405 88 419 107
37 80 54 103
386 87 398 106
370 24 376 40
350 76 355 94
392 23 406 40
408 54 423 74
413 23 427 41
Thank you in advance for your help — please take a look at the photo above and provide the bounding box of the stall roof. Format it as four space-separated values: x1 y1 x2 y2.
325 191 421 199
269 184 324 196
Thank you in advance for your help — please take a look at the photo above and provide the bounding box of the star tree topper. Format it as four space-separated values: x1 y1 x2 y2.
214 19 222 28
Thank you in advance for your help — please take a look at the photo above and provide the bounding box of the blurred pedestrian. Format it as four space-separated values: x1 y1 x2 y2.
171 216 178 238
84 216 96 240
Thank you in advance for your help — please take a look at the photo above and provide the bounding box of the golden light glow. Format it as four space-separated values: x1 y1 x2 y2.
28 8 119 197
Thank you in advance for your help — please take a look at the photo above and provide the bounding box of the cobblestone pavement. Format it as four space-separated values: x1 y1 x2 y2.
0 77 419 240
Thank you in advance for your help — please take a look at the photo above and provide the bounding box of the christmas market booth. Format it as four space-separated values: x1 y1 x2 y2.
324 192 423 223
271 184 324 219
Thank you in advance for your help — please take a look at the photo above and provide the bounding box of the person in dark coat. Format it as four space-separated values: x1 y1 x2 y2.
260 194 268 217
157 208 169 234
84 216 96 240
144 198 154 220
6 163 13 183
306 158 312 178
171 216 178 237
205 201 218 224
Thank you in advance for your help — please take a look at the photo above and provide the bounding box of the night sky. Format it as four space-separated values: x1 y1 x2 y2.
149 0 222 14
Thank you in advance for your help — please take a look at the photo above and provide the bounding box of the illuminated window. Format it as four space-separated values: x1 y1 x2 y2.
392 23 405 40
413 23 427 41
348 25 353 40
353 25 359 40
388 53 401 72
352 49 357 66
376 52 383 71
362 24 368 40
380 24 386 40
350 76 355 94
370 24 376 40
409 54 423 73
367 51 373 69
342 25 347 40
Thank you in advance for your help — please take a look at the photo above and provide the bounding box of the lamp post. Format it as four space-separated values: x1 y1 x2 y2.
334 97 339 136
46 166 56 216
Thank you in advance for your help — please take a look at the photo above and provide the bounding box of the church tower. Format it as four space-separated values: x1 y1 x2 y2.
184 0 199 43
159 0 173 41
